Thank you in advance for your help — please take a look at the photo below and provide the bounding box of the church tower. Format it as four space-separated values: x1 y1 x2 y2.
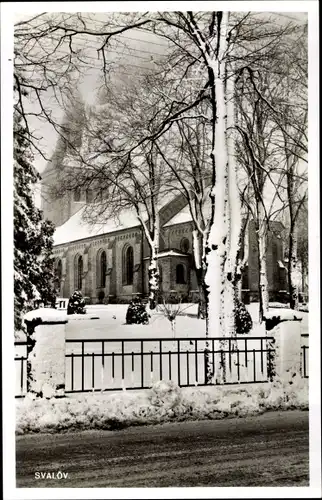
41 97 86 227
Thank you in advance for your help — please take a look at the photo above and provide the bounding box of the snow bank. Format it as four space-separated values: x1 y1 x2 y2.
16 377 308 434
264 309 303 321
24 308 67 324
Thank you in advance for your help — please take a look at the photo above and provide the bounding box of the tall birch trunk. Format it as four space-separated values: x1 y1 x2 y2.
256 212 269 322
288 227 299 310
138 212 160 310
234 218 249 302
192 229 207 319
223 58 241 339
148 219 160 310
203 12 230 383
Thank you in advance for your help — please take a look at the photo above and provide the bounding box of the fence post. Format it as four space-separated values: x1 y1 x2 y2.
24 308 68 398
265 314 302 383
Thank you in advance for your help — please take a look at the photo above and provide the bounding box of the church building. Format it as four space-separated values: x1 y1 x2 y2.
41 163 288 304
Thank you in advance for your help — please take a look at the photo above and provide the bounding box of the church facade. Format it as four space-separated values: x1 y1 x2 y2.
42 176 288 304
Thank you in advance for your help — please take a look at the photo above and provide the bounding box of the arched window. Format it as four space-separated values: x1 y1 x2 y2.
86 188 93 203
56 259 62 281
74 187 81 202
55 259 62 292
98 250 107 288
74 255 83 290
176 264 186 284
122 245 134 285
180 237 190 253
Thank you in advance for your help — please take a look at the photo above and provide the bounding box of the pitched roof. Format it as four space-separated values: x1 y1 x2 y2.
53 206 140 246
53 191 180 247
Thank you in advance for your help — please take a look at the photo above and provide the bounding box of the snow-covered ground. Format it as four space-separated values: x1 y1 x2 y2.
16 377 308 434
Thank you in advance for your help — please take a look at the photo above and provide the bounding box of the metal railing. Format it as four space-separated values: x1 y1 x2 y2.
15 341 28 398
65 336 275 394
301 334 309 378
15 333 309 397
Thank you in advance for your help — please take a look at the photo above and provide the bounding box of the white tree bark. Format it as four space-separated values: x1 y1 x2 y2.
289 229 299 310
224 59 242 339
138 211 160 308
257 211 269 322
205 13 230 342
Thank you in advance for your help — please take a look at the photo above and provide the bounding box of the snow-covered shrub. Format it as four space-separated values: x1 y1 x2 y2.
235 299 253 334
125 297 150 325
67 291 86 315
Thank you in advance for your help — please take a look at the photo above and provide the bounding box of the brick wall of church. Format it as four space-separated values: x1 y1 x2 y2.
53 218 286 304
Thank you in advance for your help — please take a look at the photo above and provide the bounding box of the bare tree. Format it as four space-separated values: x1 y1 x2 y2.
14 11 307 365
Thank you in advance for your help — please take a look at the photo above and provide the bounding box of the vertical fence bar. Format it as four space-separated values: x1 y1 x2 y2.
81 342 84 391
229 339 232 373
204 348 208 384
195 340 198 384
186 350 189 386
159 340 163 380
102 341 105 369
245 339 248 368
237 349 240 382
253 349 256 382
112 351 115 379
141 340 144 388
20 358 24 393
212 339 215 377
260 339 264 374
177 340 181 386
71 352 74 391
121 341 125 382
92 352 95 390
131 351 134 372
169 351 172 380
150 351 153 373
303 346 307 378
220 350 224 384
101 341 105 390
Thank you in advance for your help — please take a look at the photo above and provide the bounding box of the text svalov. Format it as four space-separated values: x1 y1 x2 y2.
35 471 69 480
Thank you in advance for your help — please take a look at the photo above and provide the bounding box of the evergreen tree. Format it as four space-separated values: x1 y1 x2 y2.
14 109 56 332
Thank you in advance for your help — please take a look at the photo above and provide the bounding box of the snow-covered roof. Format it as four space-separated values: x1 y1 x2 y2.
53 206 140 246
53 191 179 246
163 205 192 226
164 198 211 227
143 250 189 260
157 250 189 258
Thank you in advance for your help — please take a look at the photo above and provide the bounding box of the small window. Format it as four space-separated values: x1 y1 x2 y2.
99 251 107 287
122 245 134 285
180 237 190 253
56 259 62 281
176 264 186 284
74 255 83 290
74 187 81 202
86 189 94 203
55 259 62 291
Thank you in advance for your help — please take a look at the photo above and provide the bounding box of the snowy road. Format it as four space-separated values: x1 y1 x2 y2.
16 410 309 487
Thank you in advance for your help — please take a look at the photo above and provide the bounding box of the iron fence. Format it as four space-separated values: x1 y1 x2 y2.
15 333 309 397
65 336 275 394
301 334 309 378
15 341 28 398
